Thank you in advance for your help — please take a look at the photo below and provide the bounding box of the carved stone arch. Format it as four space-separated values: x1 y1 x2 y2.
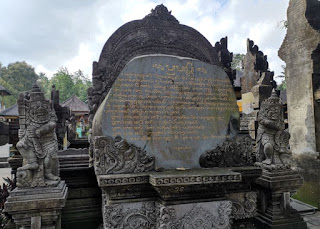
88 4 220 124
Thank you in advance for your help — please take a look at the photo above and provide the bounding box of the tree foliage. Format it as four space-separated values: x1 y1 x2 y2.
49 68 91 102
231 53 245 71
0 61 39 107
0 61 91 108
276 65 286 91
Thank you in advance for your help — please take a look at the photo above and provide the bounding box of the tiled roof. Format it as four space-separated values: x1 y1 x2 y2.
61 95 89 113
0 104 18 116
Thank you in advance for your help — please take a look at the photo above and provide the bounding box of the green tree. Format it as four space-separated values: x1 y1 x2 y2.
0 62 91 107
231 53 245 70
0 61 40 107
50 67 74 102
37 72 51 98
50 67 92 103
276 65 286 91
72 70 92 102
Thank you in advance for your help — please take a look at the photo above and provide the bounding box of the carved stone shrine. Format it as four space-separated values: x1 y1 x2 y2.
92 52 261 228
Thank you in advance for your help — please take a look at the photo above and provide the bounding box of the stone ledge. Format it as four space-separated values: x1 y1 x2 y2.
5 181 68 213
149 168 241 186
97 173 149 187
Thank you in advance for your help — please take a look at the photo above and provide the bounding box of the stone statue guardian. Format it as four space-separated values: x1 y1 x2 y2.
255 90 292 169
16 83 60 187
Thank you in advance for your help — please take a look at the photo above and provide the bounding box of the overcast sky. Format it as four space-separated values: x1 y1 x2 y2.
0 0 288 82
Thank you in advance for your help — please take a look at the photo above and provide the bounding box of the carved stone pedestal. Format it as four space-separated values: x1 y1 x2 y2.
157 200 232 228
4 181 68 229
97 167 261 229
254 169 307 229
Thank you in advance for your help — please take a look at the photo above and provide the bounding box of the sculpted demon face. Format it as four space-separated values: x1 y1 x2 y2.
266 106 281 121
28 101 51 124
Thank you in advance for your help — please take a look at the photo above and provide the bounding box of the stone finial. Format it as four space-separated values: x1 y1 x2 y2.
215 37 236 84
144 4 179 23
255 89 292 170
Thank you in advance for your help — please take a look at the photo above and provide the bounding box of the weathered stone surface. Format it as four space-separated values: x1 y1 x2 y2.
92 55 239 169
226 192 257 220
58 148 103 228
87 4 220 128
101 199 232 229
255 90 293 170
157 201 232 229
241 39 275 94
199 134 255 168
93 135 155 175
4 181 68 229
279 0 320 157
254 170 307 229
16 83 61 187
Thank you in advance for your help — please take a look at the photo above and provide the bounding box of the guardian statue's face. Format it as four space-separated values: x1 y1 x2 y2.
28 101 50 124
266 106 281 121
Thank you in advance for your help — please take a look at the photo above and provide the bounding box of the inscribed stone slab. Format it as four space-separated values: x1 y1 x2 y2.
92 55 239 169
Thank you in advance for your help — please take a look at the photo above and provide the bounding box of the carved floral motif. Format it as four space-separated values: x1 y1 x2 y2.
104 202 157 229
158 202 232 229
199 135 255 168
230 192 257 220
93 136 155 175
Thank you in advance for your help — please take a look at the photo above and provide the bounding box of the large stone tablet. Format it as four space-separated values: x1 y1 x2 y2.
92 55 239 169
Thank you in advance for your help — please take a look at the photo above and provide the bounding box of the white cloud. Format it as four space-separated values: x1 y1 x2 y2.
0 0 289 82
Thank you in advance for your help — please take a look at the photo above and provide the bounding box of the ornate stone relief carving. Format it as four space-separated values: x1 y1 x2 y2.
255 90 292 171
93 135 155 175
99 174 149 187
143 4 179 23
157 201 232 229
16 83 60 187
229 192 257 220
103 201 157 229
150 174 241 186
87 4 220 127
199 135 255 168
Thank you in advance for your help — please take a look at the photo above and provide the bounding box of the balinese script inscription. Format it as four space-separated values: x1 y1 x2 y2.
92 55 239 168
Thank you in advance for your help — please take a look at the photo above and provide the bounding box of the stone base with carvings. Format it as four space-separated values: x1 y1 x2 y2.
4 181 68 229
102 198 232 229
254 169 307 229
97 167 262 229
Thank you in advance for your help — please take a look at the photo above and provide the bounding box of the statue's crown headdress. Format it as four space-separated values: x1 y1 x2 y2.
261 89 282 107
29 82 45 102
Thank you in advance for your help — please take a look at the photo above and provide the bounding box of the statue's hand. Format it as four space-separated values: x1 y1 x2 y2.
33 129 40 138
18 129 26 139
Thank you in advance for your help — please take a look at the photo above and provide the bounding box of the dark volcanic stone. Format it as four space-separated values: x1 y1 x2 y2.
92 55 239 169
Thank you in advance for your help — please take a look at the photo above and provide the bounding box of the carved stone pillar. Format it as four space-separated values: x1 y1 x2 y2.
5 181 68 229
254 170 307 229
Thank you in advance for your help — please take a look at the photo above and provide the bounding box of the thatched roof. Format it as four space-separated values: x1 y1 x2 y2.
0 104 18 117
61 95 89 113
